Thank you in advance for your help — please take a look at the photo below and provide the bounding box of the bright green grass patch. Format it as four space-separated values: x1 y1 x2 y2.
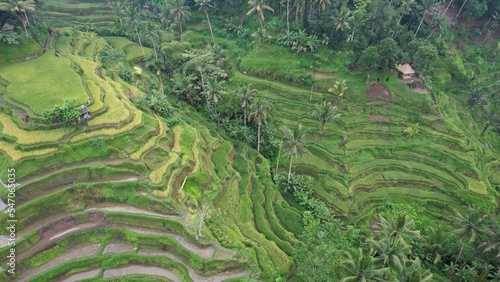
0 52 87 114
0 37 41 65
104 36 135 51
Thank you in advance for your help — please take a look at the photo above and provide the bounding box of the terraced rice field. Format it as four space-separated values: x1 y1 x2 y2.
0 30 301 281
0 9 498 279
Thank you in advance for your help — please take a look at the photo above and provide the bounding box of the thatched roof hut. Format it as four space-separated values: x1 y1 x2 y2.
397 63 415 80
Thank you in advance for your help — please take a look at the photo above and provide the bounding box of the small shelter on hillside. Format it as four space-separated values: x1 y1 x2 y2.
78 105 91 123
397 63 415 80
2 22 16 33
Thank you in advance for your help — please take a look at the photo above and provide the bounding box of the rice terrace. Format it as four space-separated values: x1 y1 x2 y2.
0 0 499 281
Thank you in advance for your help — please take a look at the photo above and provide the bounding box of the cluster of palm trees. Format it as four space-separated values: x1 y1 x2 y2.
338 207 500 281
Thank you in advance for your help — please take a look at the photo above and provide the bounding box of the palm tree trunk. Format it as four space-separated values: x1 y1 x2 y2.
243 110 247 127
320 122 325 134
442 0 454 17
480 124 489 136
456 0 468 18
134 25 146 58
23 11 30 25
286 0 290 33
287 155 293 182
205 9 216 46
275 143 282 175
257 123 261 152
415 11 426 35
456 241 465 263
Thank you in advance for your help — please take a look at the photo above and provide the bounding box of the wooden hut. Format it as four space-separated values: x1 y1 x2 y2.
397 63 415 80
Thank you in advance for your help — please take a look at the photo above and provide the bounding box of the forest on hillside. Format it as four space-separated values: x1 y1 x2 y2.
0 0 499 281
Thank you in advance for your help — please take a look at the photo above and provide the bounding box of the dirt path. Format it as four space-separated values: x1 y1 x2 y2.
118 225 214 259
138 249 248 282
58 268 100 282
14 243 101 282
103 265 182 282
103 243 135 254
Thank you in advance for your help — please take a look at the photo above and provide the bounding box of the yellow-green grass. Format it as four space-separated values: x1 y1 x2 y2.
104 36 135 51
0 52 87 114
130 115 163 161
0 37 42 65
149 126 184 185
0 112 73 145
150 152 180 186
86 83 131 126
86 80 104 113
123 44 151 61
0 140 58 161
70 106 143 142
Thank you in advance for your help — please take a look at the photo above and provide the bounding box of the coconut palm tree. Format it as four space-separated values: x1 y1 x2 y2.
110 0 125 25
172 73 198 106
451 205 487 262
281 124 310 182
397 0 416 25
0 0 36 38
423 226 451 265
334 6 354 31
341 248 390 281
415 0 437 36
328 79 348 99
237 84 256 127
122 6 146 58
315 101 340 134
249 99 272 152
201 77 227 114
393 257 433 282
195 0 215 46
375 213 421 243
368 235 411 270
246 0 274 30
167 0 191 36
479 103 500 137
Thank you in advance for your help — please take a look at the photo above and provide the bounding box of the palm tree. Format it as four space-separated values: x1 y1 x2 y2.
334 6 354 31
312 0 331 12
195 0 215 46
375 213 421 243
315 101 340 134
415 0 437 36
246 0 274 30
0 0 36 38
122 6 146 58
341 248 389 281
479 220 500 258
479 103 500 137
201 77 227 114
110 0 125 25
249 99 272 152
393 257 433 282
466 84 488 109
423 227 451 265
397 0 416 25
451 205 487 262
281 124 310 182
172 73 198 106
368 235 411 270
168 0 191 36
237 84 256 127
328 79 348 99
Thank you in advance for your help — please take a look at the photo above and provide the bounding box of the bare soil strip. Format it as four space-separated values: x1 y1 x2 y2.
15 243 101 282
102 265 182 282
138 249 248 282
103 243 135 254
58 268 100 282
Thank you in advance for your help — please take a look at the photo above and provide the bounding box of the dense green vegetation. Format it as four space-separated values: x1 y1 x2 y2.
0 0 499 280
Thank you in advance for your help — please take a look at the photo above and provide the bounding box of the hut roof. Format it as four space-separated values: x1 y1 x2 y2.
397 63 415 75
79 106 89 115
2 22 15 31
